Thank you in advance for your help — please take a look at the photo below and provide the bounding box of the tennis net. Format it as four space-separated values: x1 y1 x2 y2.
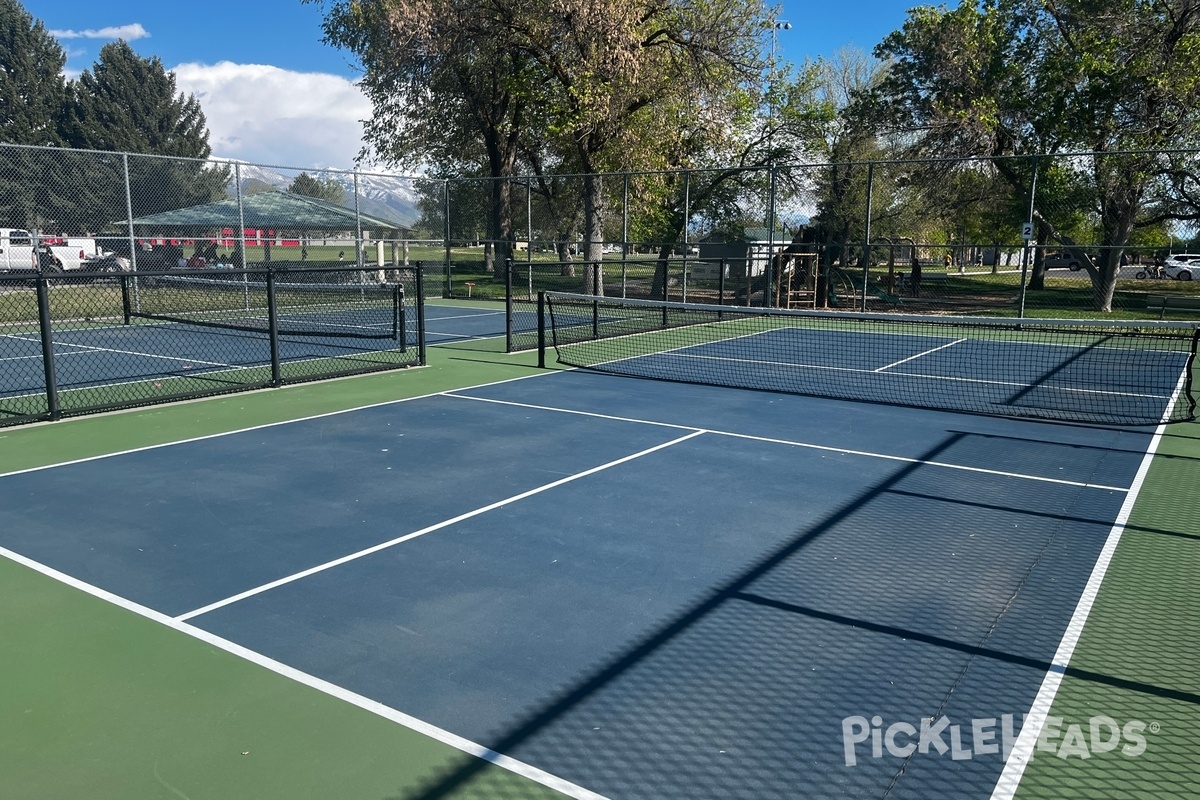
540 292 1199 426
122 270 404 340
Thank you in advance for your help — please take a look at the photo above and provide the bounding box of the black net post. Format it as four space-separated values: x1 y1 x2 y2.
266 267 282 386
35 274 60 420
416 258 427 366
120 273 133 324
537 291 546 368
505 257 514 352
395 284 405 350
1186 328 1200 419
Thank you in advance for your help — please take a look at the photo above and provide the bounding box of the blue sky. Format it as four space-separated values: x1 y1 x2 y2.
25 0 922 169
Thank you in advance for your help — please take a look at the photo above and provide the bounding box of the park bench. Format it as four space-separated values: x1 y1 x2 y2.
896 272 950 292
1146 294 1200 320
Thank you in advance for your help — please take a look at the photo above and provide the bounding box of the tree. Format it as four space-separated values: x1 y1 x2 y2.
0 0 65 146
868 0 1200 311
316 0 535 272
62 40 229 226
288 172 345 204
0 0 70 227
316 0 770 290
501 0 767 293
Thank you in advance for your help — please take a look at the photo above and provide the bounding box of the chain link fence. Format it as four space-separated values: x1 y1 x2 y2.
0 144 426 427
434 153 1200 351
4 144 1200 417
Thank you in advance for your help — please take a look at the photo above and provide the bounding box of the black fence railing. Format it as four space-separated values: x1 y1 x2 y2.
0 264 424 427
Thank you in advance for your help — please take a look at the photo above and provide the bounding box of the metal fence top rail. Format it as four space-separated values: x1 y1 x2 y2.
542 291 1200 334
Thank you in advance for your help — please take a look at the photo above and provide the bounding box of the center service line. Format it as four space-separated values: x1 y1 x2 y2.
176 429 706 622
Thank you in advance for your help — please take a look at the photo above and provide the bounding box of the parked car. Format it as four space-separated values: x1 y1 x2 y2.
80 253 132 273
1161 254 1200 281
1042 251 1082 270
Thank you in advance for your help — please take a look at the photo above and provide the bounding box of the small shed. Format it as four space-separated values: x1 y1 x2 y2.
695 225 797 279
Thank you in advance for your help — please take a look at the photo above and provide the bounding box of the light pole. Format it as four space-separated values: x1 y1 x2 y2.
768 20 791 141
765 20 791 305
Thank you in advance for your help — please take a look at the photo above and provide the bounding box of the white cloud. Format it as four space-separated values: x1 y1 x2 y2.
171 62 372 170
50 24 150 41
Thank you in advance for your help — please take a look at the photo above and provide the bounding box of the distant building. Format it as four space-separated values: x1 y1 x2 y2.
695 226 792 279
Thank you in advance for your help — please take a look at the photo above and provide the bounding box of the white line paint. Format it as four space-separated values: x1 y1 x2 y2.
874 339 966 371
445 392 1129 491
427 310 506 321
987 371 1187 800
0 545 608 800
673 352 1176 402
0 333 238 367
176 430 705 621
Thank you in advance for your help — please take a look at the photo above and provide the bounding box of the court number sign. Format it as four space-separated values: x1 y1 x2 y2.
1021 222 1034 241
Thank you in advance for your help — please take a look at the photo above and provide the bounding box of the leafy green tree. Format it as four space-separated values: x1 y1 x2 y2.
288 172 345 204
869 0 1200 310
316 0 770 290
316 0 535 271
502 0 766 292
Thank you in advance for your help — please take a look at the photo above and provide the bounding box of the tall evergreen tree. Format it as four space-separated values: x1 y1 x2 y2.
288 172 345 204
62 40 229 224
0 0 69 227
0 0 65 146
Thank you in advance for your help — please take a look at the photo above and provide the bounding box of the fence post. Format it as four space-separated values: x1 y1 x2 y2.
1017 155 1039 319
505 257 514 352
35 275 60 420
121 152 141 313
861 161 875 312
443 179 453 298
622 173 630 298
266 267 281 386
765 164 777 307
537 291 546 368
682 170 691 304
416 259 427 366
718 258 727 305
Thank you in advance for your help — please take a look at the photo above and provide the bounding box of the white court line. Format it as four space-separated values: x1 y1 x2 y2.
444 392 1131 491
874 339 966 371
988 371 1186 800
0 332 237 368
0 545 608 800
176 430 705 621
427 310 506 321
672 351 1175 401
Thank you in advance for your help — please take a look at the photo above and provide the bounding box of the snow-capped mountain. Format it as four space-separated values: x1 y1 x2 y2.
222 160 423 228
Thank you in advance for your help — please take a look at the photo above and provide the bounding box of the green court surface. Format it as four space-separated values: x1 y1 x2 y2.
1 340 1198 799
1012 420 1200 799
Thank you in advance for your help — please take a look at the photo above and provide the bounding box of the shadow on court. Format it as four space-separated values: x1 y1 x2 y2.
379 426 1189 800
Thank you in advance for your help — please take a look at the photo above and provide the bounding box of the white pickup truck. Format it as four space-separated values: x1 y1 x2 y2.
0 228 100 273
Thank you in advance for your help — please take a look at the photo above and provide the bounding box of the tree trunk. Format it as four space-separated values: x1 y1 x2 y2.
483 130 516 275
557 238 574 276
652 247 672 300
581 172 605 296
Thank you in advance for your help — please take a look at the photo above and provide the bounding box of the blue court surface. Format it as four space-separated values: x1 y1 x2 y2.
423 301 510 344
0 362 1160 799
0 303 504 400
